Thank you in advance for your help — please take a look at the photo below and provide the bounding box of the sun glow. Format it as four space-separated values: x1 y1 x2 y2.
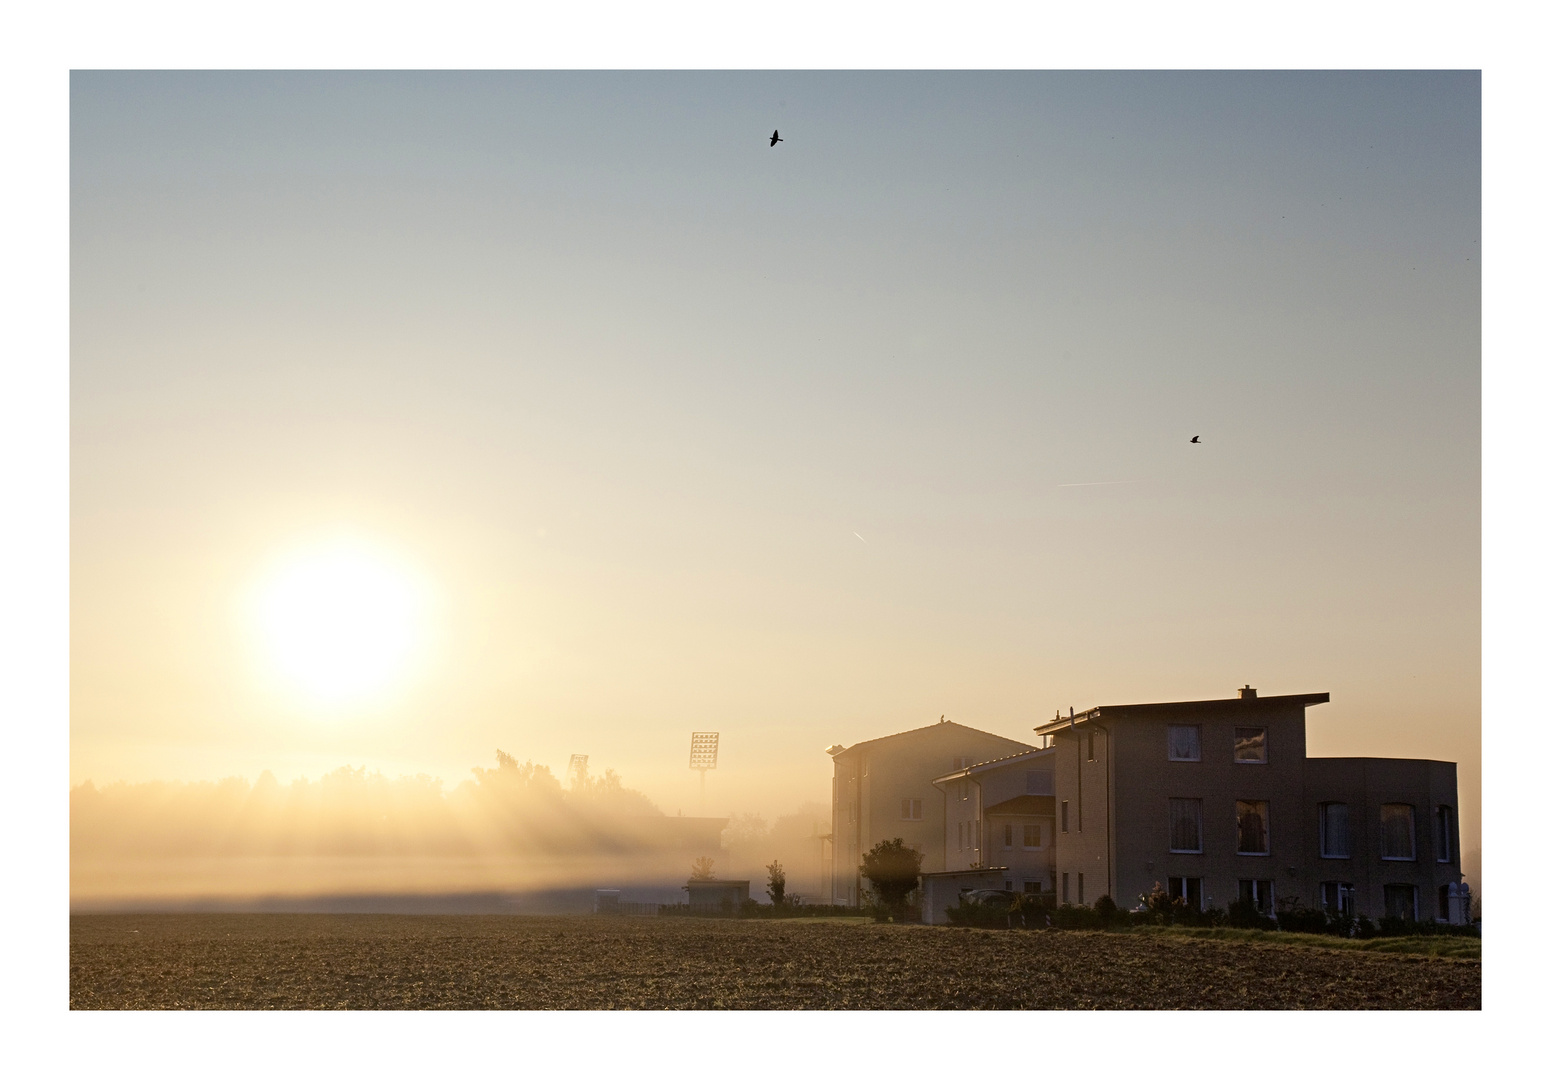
252 541 429 706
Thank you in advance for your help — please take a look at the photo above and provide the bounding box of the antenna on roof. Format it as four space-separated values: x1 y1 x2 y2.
940 714 945 723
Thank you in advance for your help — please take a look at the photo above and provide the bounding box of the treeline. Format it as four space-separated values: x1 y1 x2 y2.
71 751 671 859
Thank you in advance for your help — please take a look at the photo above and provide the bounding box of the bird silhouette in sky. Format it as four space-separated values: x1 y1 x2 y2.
1190 435 1201 443
769 129 783 147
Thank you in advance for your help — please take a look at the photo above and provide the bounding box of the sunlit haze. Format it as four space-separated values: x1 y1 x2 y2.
70 71 1480 896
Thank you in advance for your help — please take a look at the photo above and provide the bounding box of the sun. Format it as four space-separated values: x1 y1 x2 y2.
251 541 428 706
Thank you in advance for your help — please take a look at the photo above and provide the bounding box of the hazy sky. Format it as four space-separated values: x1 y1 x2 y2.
71 72 1480 853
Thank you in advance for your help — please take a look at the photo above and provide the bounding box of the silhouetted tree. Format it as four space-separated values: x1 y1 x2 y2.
766 859 787 906
861 838 923 916
690 856 716 880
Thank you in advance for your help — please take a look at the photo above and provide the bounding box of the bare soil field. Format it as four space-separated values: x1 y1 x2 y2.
70 914 1480 1010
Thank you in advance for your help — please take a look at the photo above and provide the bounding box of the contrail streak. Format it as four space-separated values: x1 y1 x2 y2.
1057 480 1143 488
853 532 868 543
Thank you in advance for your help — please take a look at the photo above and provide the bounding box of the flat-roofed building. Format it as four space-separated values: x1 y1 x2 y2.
1031 686 1467 922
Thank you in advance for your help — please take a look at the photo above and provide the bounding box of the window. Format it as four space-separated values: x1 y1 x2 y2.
1236 800 1270 855
957 822 965 850
1025 770 1054 796
1003 822 1014 849
1023 823 1041 849
973 821 981 850
900 798 923 821
1435 806 1454 863
1383 883 1418 921
1318 802 1350 859
1061 800 1069 833
1168 877 1203 911
1062 873 1069 903
1077 873 1085 904
862 758 868 777
1086 732 1096 761
1234 727 1267 764
1238 879 1274 914
958 780 969 801
1168 725 1201 762
1169 798 1204 853
1380 804 1416 861
1023 881 1043 894
1320 881 1356 919
1438 885 1450 922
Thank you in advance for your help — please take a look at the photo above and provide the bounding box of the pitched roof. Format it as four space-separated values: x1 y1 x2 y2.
931 746 1054 784
827 720 1034 759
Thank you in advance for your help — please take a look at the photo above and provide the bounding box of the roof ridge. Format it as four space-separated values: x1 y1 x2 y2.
835 720 1035 754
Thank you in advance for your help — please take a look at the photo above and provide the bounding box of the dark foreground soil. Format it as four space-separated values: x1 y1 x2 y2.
70 914 1480 1010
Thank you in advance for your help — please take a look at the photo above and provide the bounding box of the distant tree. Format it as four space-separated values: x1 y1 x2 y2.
861 838 923 916
689 856 716 881
766 860 787 906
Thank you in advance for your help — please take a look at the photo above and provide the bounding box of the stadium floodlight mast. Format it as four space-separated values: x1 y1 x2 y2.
689 732 719 814
567 754 589 788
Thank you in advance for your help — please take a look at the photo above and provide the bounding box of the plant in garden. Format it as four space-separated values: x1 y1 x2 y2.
861 838 923 918
689 856 716 881
766 860 787 906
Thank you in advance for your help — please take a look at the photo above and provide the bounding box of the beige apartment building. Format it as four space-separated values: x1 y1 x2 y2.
830 687 1468 923
1033 686 1466 921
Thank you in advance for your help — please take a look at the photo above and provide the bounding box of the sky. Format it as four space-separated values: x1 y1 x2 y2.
70 71 1480 865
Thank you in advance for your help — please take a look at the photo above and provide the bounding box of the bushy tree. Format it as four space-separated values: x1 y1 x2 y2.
766 860 787 906
689 856 716 881
861 838 923 916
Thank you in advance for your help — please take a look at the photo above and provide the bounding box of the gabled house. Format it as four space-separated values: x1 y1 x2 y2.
826 719 1034 905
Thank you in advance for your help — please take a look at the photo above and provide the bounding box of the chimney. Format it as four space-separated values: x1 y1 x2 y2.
1239 685 1257 700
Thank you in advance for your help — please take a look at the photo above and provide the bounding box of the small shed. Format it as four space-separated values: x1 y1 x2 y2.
683 879 750 914
920 869 1008 925
594 889 622 914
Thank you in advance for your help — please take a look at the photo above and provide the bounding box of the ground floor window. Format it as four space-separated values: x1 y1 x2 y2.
1024 880 1043 893
1168 876 1203 912
1078 873 1085 904
1384 883 1418 921
1320 881 1355 919
1238 878 1274 914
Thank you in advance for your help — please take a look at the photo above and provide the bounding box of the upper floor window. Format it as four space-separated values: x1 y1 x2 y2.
900 798 923 821
1435 805 1455 863
1236 800 1270 855
1003 822 1014 849
1169 798 1203 853
1318 802 1350 859
1023 823 1041 849
958 780 969 801
1234 727 1267 764
1085 731 1096 761
1168 725 1201 762
1061 800 1069 833
1380 804 1416 861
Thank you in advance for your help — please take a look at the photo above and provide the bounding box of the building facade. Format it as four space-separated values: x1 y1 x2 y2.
826 720 1034 905
831 688 1468 924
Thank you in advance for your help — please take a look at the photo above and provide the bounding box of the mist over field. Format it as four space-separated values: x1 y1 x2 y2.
70 753 827 907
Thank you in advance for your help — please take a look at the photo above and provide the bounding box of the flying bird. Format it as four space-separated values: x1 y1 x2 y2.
1190 435 1200 443
769 129 783 147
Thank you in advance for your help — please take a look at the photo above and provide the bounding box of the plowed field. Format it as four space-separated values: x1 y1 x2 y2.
69 914 1480 1010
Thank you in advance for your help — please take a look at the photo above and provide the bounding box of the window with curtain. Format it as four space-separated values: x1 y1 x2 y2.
1319 802 1350 858
1167 725 1201 762
1320 881 1355 918
1233 727 1267 763
1383 883 1418 920
1435 805 1454 863
1023 823 1040 849
1169 798 1203 852
1236 800 1270 854
1380 804 1415 860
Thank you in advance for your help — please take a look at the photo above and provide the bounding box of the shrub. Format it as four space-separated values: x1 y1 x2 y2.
1274 906 1329 934
1228 898 1276 930
861 838 924 920
766 860 786 906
